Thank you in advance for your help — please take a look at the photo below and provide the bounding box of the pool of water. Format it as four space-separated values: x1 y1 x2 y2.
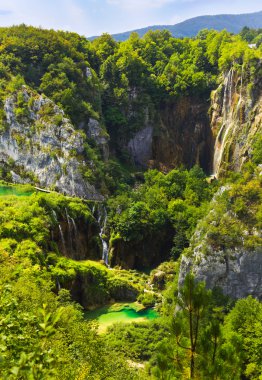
85 303 158 332
0 185 33 197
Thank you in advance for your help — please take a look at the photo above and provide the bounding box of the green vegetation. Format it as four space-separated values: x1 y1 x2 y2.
0 256 140 379
147 274 262 380
0 25 260 173
108 166 215 265
0 24 261 380
188 167 262 255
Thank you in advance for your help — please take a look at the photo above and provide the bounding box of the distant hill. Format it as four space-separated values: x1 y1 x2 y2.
90 10 262 41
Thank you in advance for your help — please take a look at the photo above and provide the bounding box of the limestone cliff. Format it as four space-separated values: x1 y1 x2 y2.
123 91 213 173
0 86 102 199
152 97 213 173
178 178 262 300
211 62 262 177
179 246 262 300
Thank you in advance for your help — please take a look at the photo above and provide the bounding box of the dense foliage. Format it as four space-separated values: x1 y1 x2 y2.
0 24 261 380
0 25 261 169
148 275 262 379
108 166 214 264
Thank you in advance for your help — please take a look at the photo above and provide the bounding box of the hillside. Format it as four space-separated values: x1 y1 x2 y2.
0 24 261 379
100 10 262 41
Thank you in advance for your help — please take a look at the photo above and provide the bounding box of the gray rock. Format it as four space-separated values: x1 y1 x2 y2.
10 171 31 184
0 88 102 200
87 118 109 160
127 126 153 166
179 248 262 300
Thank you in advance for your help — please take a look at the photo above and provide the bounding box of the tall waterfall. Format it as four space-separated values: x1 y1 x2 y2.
58 224 66 254
93 204 109 266
52 209 66 254
65 208 73 253
213 68 234 176
51 208 78 255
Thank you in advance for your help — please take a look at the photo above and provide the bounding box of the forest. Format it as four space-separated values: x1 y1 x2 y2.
0 24 261 379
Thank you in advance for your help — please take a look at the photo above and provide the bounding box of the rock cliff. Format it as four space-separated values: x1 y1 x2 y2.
123 92 213 173
50 209 101 261
0 86 102 199
179 248 262 300
178 178 262 300
211 63 262 176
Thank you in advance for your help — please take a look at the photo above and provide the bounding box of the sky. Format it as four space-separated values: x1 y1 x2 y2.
0 0 261 37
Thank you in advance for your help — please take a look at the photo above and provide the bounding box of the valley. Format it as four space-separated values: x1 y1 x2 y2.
0 23 261 379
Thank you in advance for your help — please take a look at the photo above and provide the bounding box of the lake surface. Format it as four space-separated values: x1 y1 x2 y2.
86 303 158 332
0 185 33 197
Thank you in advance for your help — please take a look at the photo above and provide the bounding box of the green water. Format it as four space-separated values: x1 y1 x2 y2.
0 185 33 197
86 303 158 331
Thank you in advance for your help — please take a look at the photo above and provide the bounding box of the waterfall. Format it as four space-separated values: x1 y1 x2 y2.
237 64 244 111
65 208 73 253
52 209 58 223
70 217 78 238
59 224 66 254
95 205 109 267
213 68 234 176
239 64 243 103
70 216 79 253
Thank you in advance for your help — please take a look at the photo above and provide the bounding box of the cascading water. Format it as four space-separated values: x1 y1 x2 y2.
238 64 244 106
59 224 66 254
70 216 78 238
101 210 109 266
93 204 109 267
52 208 66 254
51 208 78 255
52 209 58 223
213 68 234 176
65 208 73 253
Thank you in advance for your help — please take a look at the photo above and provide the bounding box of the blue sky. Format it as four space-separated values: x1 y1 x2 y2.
0 0 261 37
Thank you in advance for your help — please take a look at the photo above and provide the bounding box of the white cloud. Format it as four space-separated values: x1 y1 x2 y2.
0 0 92 35
107 0 175 11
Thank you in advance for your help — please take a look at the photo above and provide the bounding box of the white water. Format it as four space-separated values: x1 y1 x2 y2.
213 68 234 176
70 217 78 237
52 209 58 223
65 208 73 253
51 208 79 255
59 224 66 254
236 64 244 116
52 208 66 254
93 204 109 266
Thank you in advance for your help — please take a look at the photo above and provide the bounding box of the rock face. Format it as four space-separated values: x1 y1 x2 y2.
124 94 213 172
87 118 109 160
110 226 174 270
51 213 101 261
0 87 102 199
211 63 262 177
178 182 262 300
127 126 153 167
179 248 262 300
152 97 213 173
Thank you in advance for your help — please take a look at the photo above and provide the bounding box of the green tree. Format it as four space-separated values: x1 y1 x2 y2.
172 273 211 378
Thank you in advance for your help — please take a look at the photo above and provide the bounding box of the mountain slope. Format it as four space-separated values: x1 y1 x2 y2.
103 10 262 41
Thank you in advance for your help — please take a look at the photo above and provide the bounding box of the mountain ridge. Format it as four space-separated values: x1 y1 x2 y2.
89 10 262 41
